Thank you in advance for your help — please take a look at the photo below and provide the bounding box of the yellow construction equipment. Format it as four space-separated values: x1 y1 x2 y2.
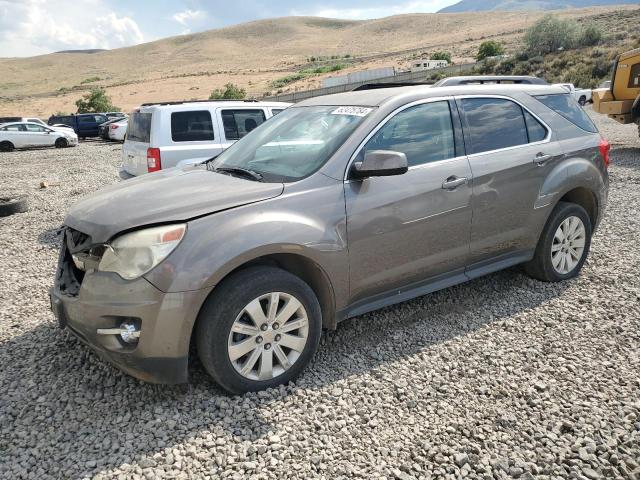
592 47 640 138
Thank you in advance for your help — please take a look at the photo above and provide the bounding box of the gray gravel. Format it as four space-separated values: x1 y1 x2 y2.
1 114 639 480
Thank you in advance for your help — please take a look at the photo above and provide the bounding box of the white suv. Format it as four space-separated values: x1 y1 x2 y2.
121 100 290 176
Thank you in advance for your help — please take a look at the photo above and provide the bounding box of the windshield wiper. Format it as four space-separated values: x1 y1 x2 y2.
213 166 263 182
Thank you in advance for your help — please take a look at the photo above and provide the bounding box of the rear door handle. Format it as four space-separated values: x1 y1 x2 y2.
442 176 468 190
534 153 553 166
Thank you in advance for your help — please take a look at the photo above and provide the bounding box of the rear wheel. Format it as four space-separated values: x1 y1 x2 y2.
55 137 68 148
0 141 14 152
525 202 592 282
578 96 587 106
196 266 322 394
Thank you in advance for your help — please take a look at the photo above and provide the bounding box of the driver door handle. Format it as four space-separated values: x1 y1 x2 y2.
442 176 468 190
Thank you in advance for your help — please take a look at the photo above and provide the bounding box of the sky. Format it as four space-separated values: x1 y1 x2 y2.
0 0 459 58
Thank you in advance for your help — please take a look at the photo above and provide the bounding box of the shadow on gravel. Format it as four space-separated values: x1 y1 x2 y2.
0 266 570 477
37 227 63 248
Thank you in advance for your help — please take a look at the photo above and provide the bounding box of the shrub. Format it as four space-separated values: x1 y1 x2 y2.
209 83 246 100
75 87 118 113
80 76 101 84
430 51 452 63
476 41 505 61
524 15 579 55
494 58 516 75
578 24 603 47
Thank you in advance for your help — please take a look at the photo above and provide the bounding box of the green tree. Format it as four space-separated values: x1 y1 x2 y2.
209 83 247 100
430 51 452 63
524 15 579 55
75 87 118 113
476 41 505 61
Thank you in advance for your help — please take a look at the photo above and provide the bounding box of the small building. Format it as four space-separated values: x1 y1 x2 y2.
409 60 449 72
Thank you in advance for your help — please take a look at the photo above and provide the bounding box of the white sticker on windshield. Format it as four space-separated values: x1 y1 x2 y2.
331 106 372 117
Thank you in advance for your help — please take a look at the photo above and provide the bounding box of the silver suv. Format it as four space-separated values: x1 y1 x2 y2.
51 84 609 393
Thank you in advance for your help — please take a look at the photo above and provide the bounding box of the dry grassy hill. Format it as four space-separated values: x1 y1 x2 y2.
0 5 637 116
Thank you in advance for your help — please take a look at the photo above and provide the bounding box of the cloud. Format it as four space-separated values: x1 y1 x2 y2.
292 1 455 20
0 0 144 56
172 9 207 27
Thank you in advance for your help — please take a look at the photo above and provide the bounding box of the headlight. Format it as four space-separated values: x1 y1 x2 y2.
98 224 186 280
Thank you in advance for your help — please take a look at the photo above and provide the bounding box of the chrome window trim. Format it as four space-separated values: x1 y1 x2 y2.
455 94 552 158
343 96 456 182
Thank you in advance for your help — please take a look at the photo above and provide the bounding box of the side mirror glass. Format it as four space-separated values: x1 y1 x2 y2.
351 150 408 179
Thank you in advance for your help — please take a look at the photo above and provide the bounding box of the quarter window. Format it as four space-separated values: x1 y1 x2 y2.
362 101 455 167
461 98 529 154
221 109 266 141
171 110 215 142
535 94 597 133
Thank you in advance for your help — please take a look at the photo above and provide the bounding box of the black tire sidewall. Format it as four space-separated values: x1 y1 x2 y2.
538 202 592 281
0 141 14 152
0 195 28 217
55 138 68 148
196 266 322 394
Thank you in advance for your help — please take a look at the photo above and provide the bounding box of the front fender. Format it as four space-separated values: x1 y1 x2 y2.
143 179 349 307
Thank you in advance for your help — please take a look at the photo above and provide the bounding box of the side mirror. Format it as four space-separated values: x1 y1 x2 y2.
351 150 408 179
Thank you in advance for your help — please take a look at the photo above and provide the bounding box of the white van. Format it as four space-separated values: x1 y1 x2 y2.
121 100 290 176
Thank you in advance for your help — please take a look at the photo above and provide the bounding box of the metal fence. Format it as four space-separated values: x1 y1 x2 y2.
263 62 478 103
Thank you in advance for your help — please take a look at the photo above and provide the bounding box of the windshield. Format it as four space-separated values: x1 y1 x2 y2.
211 105 373 182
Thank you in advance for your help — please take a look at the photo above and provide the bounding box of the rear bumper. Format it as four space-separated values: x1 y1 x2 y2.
50 271 213 384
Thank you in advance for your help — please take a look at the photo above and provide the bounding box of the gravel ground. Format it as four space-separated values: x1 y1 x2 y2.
0 113 639 480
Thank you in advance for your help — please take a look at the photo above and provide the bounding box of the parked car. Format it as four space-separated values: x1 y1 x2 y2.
105 112 127 119
121 100 290 176
554 83 592 106
0 116 75 134
98 118 125 140
0 122 78 151
51 84 609 393
107 118 127 142
47 113 110 139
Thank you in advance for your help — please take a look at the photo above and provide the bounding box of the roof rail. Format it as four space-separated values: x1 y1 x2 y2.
140 99 260 106
433 76 549 87
352 82 430 91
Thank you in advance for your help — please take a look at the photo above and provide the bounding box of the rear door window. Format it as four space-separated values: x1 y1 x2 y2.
460 98 529 154
171 110 215 142
78 116 94 124
535 94 597 133
221 109 267 140
127 112 152 143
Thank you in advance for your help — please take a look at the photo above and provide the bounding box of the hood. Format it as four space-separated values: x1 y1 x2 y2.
65 166 284 243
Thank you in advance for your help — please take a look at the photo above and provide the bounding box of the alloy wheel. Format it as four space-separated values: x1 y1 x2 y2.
551 216 586 275
227 292 309 381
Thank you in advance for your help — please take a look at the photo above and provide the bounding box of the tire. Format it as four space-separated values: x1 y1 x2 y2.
578 96 586 106
55 137 68 148
0 195 28 217
0 141 14 152
525 201 592 282
196 266 322 394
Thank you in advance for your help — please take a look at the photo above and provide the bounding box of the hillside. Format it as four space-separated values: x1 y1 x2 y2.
439 0 639 12
0 5 638 116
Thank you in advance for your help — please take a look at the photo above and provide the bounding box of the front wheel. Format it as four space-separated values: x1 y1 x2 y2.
196 266 322 394
55 137 68 148
525 202 592 282
578 96 587 106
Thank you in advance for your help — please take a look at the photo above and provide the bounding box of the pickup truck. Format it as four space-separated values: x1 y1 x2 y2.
554 83 592 106
47 113 109 139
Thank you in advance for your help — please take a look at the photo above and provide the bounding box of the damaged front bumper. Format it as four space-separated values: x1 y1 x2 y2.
50 227 213 384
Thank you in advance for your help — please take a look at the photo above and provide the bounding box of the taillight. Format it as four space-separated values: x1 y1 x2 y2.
147 148 161 172
111 124 119 130
598 137 610 168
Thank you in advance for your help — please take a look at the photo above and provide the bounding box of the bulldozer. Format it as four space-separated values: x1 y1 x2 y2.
592 47 640 138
